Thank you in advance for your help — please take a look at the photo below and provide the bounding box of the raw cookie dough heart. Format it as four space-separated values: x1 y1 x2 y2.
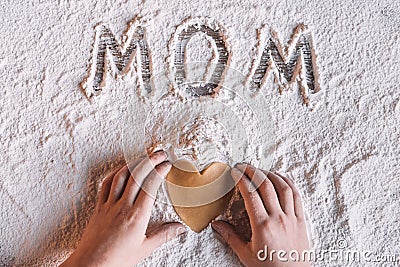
166 160 235 233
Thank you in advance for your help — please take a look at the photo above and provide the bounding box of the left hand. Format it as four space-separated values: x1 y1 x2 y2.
212 163 310 267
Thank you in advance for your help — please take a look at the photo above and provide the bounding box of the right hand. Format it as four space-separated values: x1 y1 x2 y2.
61 151 186 267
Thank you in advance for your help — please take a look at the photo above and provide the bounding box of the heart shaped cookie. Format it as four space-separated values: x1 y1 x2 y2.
166 160 235 233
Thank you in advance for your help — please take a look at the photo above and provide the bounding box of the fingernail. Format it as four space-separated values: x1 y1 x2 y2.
211 222 224 234
235 164 245 172
231 168 244 182
166 162 172 171
163 161 172 167
153 150 167 158
235 162 246 168
159 162 172 179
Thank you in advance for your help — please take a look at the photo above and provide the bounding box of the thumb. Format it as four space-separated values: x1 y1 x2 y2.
211 221 248 259
144 222 187 253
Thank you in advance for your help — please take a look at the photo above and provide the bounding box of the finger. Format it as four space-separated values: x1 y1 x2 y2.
107 158 144 203
120 157 147 205
129 151 168 194
97 169 119 206
262 171 295 215
275 172 305 218
235 163 265 191
211 221 248 263
231 168 268 227
107 164 132 203
236 164 281 215
133 161 172 223
143 222 187 254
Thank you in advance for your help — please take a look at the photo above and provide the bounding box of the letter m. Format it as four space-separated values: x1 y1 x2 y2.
249 24 319 104
81 22 151 98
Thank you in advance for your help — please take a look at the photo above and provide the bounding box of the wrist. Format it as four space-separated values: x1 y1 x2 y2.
60 250 97 267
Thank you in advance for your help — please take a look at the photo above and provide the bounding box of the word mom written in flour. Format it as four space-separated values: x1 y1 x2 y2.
81 18 319 104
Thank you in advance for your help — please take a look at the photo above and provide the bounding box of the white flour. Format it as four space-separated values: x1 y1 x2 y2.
0 0 399 266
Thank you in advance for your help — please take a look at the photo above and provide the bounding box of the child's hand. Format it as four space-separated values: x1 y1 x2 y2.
61 151 187 267
212 163 310 267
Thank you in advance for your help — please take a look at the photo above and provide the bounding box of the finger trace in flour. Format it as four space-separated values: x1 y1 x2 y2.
81 18 319 105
